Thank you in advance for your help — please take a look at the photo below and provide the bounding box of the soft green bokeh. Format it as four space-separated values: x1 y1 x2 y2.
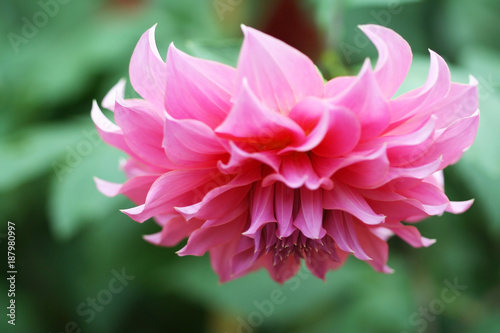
0 0 499 332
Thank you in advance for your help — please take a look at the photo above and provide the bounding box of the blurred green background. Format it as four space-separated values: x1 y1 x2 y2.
1 0 499 332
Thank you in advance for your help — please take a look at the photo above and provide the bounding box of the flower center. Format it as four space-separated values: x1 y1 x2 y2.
267 230 339 266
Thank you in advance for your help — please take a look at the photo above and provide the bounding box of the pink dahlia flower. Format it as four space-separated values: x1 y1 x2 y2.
92 24 479 283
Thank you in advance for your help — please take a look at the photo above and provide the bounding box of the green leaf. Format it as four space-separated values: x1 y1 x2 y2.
48 137 127 240
183 38 242 67
0 120 92 192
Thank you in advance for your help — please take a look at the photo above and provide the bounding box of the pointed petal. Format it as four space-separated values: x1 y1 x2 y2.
274 182 296 238
335 145 389 189
175 168 261 221
217 141 281 174
144 216 204 247
353 222 393 273
243 183 276 236
212 236 255 283
390 50 451 123
121 169 217 222
94 174 158 204
236 25 324 113
165 44 236 128
293 187 326 239
177 215 246 256
279 97 330 154
387 222 435 247
417 110 480 168
324 76 356 98
359 24 412 99
446 199 474 214
431 79 478 129
328 60 390 140
305 244 348 280
163 116 227 168
102 79 126 111
324 210 372 260
114 98 175 169
263 153 332 190
91 100 129 153
262 253 301 284
129 25 167 109
215 80 305 146
323 181 385 225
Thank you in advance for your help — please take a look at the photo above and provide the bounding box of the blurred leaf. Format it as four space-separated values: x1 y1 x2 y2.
471 314 500 333
453 46 500 233
347 0 422 7
157 255 412 332
48 135 127 240
183 38 242 67
0 120 91 192
441 0 500 54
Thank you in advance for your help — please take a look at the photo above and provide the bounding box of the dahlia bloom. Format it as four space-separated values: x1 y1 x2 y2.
92 24 479 283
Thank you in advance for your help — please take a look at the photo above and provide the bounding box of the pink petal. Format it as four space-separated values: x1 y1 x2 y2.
324 76 356 98
231 237 260 277
384 158 442 184
121 169 218 222
217 141 281 174
165 44 236 128
446 199 474 214
415 110 480 168
328 59 390 140
386 222 436 248
114 98 175 169
175 168 261 221
212 236 256 283
312 106 361 157
385 116 437 167
432 78 479 129
102 79 126 111
353 222 394 273
262 253 301 284
177 214 246 256
163 116 227 168
323 181 385 225
215 80 305 146
324 211 372 260
293 187 326 239
144 216 204 247
91 100 129 153
263 153 332 190
311 146 385 179
359 24 412 99
397 182 450 215
390 50 451 123
129 25 167 110
335 145 389 189
274 182 296 238
305 241 345 280
279 98 331 154
94 174 159 204
236 25 324 113
243 183 276 236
